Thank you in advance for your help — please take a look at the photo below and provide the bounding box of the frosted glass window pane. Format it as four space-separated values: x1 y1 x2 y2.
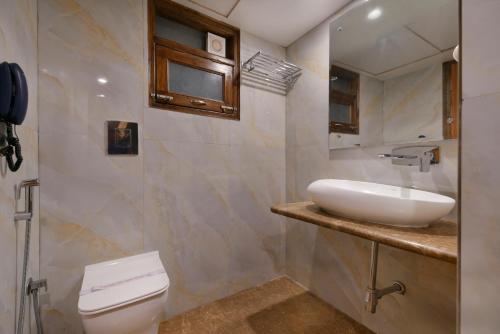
168 62 223 101
330 103 351 123
156 16 205 50
331 77 351 93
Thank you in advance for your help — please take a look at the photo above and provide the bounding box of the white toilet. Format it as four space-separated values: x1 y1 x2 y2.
78 251 169 334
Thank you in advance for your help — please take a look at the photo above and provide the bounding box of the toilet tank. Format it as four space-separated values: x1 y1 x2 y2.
78 251 169 315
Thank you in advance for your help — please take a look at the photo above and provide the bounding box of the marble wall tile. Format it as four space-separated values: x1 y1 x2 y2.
38 0 145 332
383 64 443 144
144 31 287 318
0 0 39 333
38 0 144 136
285 11 458 334
144 108 230 145
461 93 500 333
462 0 500 99
286 220 457 334
359 75 384 147
329 132 360 150
461 2 500 332
143 137 285 317
288 69 330 150
38 1 287 332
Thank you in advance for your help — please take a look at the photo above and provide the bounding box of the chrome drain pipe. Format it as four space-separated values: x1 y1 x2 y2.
365 241 406 313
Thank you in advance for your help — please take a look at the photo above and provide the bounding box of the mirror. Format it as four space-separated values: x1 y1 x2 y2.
329 0 459 149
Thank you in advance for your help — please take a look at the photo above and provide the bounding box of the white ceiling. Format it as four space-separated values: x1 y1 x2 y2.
174 0 351 47
186 0 240 17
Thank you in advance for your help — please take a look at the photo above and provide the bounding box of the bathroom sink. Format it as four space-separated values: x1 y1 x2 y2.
307 179 455 228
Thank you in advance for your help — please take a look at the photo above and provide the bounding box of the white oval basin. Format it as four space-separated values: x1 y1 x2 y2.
307 179 455 228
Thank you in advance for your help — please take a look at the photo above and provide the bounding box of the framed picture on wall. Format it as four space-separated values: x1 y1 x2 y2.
107 121 138 155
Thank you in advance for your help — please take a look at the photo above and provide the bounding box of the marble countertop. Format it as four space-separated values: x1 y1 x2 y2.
271 202 457 263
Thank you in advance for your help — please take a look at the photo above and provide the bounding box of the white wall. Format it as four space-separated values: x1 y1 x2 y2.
37 1 286 332
461 1 500 333
0 0 39 332
285 8 458 334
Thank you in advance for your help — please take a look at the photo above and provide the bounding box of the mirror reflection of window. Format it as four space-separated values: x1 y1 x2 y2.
329 0 459 150
330 103 351 123
329 65 359 135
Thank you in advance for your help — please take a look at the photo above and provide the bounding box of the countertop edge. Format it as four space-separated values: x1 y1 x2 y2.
271 203 457 264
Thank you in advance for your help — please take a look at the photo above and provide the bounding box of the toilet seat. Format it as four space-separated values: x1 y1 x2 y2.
78 251 169 315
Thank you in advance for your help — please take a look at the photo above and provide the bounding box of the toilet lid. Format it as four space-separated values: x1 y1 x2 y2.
78 251 169 315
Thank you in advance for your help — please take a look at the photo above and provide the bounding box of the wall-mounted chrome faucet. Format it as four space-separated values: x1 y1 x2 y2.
378 146 439 172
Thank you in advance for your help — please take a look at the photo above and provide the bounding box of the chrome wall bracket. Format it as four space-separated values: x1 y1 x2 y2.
365 241 406 313
27 278 47 296
14 179 39 222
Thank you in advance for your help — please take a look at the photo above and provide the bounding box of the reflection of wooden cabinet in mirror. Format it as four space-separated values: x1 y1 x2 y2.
148 0 240 120
443 61 459 139
329 65 359 134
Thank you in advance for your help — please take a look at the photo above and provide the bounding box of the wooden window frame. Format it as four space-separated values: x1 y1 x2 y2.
329 65 360 135
443 60 459 139
148 0 240 120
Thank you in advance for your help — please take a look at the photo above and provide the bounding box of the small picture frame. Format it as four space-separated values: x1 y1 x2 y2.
206 32 226 57
107 121 138 155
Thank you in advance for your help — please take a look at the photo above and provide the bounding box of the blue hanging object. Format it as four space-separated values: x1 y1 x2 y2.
0 61 28 171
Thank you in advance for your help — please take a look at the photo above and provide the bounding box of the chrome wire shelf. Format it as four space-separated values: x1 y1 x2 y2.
241 51 302 95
